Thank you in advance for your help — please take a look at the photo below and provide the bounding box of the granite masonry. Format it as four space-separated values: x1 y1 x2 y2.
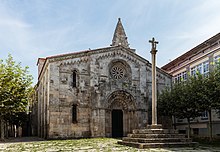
35 18 171 139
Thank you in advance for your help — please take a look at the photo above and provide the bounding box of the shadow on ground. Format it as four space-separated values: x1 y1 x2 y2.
0 137 44 143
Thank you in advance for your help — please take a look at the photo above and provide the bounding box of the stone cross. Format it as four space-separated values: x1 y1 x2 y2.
149 37 158 54
149 37 159 126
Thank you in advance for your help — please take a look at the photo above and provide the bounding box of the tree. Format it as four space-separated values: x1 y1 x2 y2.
158 86 178 129
158 67 220 140
174 79 202 138
0 54 33 140
198 63 220 141
158 87 173 117
158 75 204 138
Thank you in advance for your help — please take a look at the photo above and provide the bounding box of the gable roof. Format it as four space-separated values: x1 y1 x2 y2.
37 45 171 80
37 46 135 79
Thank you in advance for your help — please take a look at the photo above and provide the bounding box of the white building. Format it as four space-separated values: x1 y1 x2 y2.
162 33 220 137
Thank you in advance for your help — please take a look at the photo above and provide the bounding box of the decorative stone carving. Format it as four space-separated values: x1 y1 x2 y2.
106 90 136 110
110 63 126 80
108 59 131 82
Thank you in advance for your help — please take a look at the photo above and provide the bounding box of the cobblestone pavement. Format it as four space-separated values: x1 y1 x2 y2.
0 137 220 152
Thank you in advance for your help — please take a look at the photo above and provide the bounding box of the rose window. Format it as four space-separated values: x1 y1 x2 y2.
110 64 126 80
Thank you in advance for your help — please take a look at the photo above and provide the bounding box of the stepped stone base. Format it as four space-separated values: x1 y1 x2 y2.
118 125 198 149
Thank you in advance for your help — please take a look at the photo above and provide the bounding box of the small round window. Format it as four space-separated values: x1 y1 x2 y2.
110 62 127 80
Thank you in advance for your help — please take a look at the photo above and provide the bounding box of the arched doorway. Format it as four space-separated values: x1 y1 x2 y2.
112 109 123 137
105 90 137 137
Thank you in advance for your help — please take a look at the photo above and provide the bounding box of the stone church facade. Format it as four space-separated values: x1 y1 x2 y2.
35 18 171 139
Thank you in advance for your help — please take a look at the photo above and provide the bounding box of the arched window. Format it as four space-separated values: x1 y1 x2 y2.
72 70 77 87
72 104 77 123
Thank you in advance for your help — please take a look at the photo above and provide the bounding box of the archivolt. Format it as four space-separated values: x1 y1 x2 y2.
106 90 136 110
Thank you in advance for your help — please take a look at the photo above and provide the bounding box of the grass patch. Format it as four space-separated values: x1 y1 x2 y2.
3 138 133 152
2 137 220 152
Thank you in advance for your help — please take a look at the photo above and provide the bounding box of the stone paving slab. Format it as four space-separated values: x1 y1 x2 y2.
0 137 219 152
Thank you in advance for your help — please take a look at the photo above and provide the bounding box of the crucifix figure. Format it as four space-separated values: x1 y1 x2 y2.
149 37 159 126
149 37 159 54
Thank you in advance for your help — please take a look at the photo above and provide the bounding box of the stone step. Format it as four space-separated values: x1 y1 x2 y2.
132 129 179 134
122 137 192 143
128 133 185 138
146 124 163 129
118 140 198 149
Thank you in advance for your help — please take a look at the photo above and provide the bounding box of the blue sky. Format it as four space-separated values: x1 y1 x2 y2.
1 0 220 83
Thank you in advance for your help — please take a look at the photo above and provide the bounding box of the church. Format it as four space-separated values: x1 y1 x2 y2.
35 18 171 139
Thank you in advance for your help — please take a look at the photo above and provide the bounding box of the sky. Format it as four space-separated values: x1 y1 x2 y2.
0 0 220 84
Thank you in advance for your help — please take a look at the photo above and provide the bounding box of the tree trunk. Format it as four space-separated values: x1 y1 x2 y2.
10 124 13 137
13 124 15 137
173 115 176 130
208 109 213 142
187 117 191 139
14 125 17 137
0 118 4 140
5 121 8 138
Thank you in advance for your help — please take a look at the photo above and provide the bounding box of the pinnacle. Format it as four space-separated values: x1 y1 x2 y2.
111 18 129 48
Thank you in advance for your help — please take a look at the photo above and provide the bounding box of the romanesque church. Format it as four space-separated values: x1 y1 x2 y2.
36 18 171 139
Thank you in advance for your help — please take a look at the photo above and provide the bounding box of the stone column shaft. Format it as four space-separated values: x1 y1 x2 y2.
151 51 157 125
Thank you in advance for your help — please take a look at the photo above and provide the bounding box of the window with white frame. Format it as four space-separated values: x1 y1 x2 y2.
191 67 196 76
177 73 182 82
214 55 220 66
197 64 202 74
203 61 209 77
201 111 208 120
173 71 187 83
174 76 178 83
182 71 187 81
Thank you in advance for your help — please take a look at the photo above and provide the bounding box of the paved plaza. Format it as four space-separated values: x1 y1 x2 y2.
0 137 220 152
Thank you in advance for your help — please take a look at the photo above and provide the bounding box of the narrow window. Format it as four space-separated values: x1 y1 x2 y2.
203 61 209 77
201 111 208 120
72 104 77 123
191 67 196 76
73 71 77 87
182 71 187 81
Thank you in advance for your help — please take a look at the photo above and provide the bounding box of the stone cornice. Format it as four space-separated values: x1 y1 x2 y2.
53 46 150 67
49 46 141 63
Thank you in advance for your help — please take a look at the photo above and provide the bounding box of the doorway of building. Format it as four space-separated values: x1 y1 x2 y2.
112 109 123 138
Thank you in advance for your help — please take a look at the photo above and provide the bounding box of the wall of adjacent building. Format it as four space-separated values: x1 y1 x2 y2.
165 37 220 138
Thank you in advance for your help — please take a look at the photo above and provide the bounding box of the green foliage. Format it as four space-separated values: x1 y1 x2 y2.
200 66 220 111
158 63 220 139
158 87 176 117
0 54 33 124
158 69 220 120
158 74 204 120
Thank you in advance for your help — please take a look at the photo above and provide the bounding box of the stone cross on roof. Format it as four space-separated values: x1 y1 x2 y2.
111 18 129 48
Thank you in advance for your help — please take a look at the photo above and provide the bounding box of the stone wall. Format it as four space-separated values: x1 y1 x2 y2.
36 46 171 139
